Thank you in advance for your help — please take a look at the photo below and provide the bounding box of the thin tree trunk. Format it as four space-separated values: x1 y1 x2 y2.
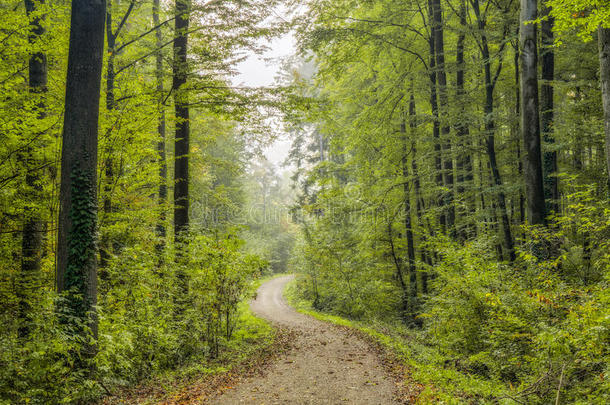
427 0 445 229
387 219 409 321
541 4 558 213
100 0 116 270
401 104 417 323
409 90 428 296
431 0 455 233
473 0 515 260
520 0 546 225
514 40 525 224
154 0 167 255
572 86 584 171
19 0 48 339
456 0 474 239
56 0 106 364
598 26 610 192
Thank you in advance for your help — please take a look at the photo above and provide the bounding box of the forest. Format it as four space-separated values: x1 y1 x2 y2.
0 0 608 404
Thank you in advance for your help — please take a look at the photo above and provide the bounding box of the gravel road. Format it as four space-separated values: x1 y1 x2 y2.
210 275 398 404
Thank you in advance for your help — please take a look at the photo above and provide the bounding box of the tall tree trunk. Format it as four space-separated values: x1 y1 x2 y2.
173 0 190 241
598 26 610 192
513 39 526 224
541 4 558 213
19 0 48 339
100 0 116 270
456 0 474 239
56 0 106 364
431 0 455 233
519 0 546 225
427 0 445 229
409 89 429 295
154 0 167 255
473 0 515 260
573 86 584 171
402 102 417 323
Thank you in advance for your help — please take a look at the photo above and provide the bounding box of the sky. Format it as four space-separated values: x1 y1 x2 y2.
232 27 296 171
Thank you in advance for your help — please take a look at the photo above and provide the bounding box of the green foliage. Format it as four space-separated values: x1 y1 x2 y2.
547 0 610 41
0 0 285 402
290 189 609 403
284 0 610 402
1 231 265 404
63 168 97 324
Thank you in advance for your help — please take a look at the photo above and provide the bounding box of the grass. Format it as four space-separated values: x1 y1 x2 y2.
283 275 512 404
100 274 281 404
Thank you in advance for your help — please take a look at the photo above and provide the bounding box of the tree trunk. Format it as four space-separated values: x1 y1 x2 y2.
541 4 558 213
431 0 455 233
154 0 167 256
598 26 610 192
100 0 116 270
456 0 474 239
173 0 190 242
473 0 515 260
427 0 445 229
402 101 417 323
56 0 106 363
519 0 546 225
19 0 48 339
409 89 429 296
513 39 526 224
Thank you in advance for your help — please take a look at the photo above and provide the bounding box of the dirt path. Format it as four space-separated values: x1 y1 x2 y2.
210 275 398 405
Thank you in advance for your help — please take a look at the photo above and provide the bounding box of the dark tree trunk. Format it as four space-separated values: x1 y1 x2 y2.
473 0 515 260
573 86 584 171
56 0 106 363
598 26 610 192
541 4 558 213
19 0 48 339
100 0 116 270
431 0 455 233
387 219 409 322
154 0 167 255
519 0 546 225
513 40 526 224
173 0 190 242
427 0 445 229
100 0 134 269
409 89 429 296
455 0 474 239
404 99 416 281
401 101 417 323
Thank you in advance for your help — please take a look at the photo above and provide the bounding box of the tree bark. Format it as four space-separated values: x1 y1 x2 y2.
519 0 546 225
427 0 445 229
431 0 455 233
56 0 106 362
513 39 525 224
472 0 515 260
154 0 167 255
598 26 610 192
541 4 558 213
173 0 190 242
19 0 48 339
455 0 474 239
401 102 417 323
404 98 416 280
100 0 116 270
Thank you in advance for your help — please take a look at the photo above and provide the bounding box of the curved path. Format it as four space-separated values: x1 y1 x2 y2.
210 275 398 404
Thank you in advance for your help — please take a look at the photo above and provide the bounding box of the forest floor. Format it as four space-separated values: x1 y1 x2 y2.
208 275 401 404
